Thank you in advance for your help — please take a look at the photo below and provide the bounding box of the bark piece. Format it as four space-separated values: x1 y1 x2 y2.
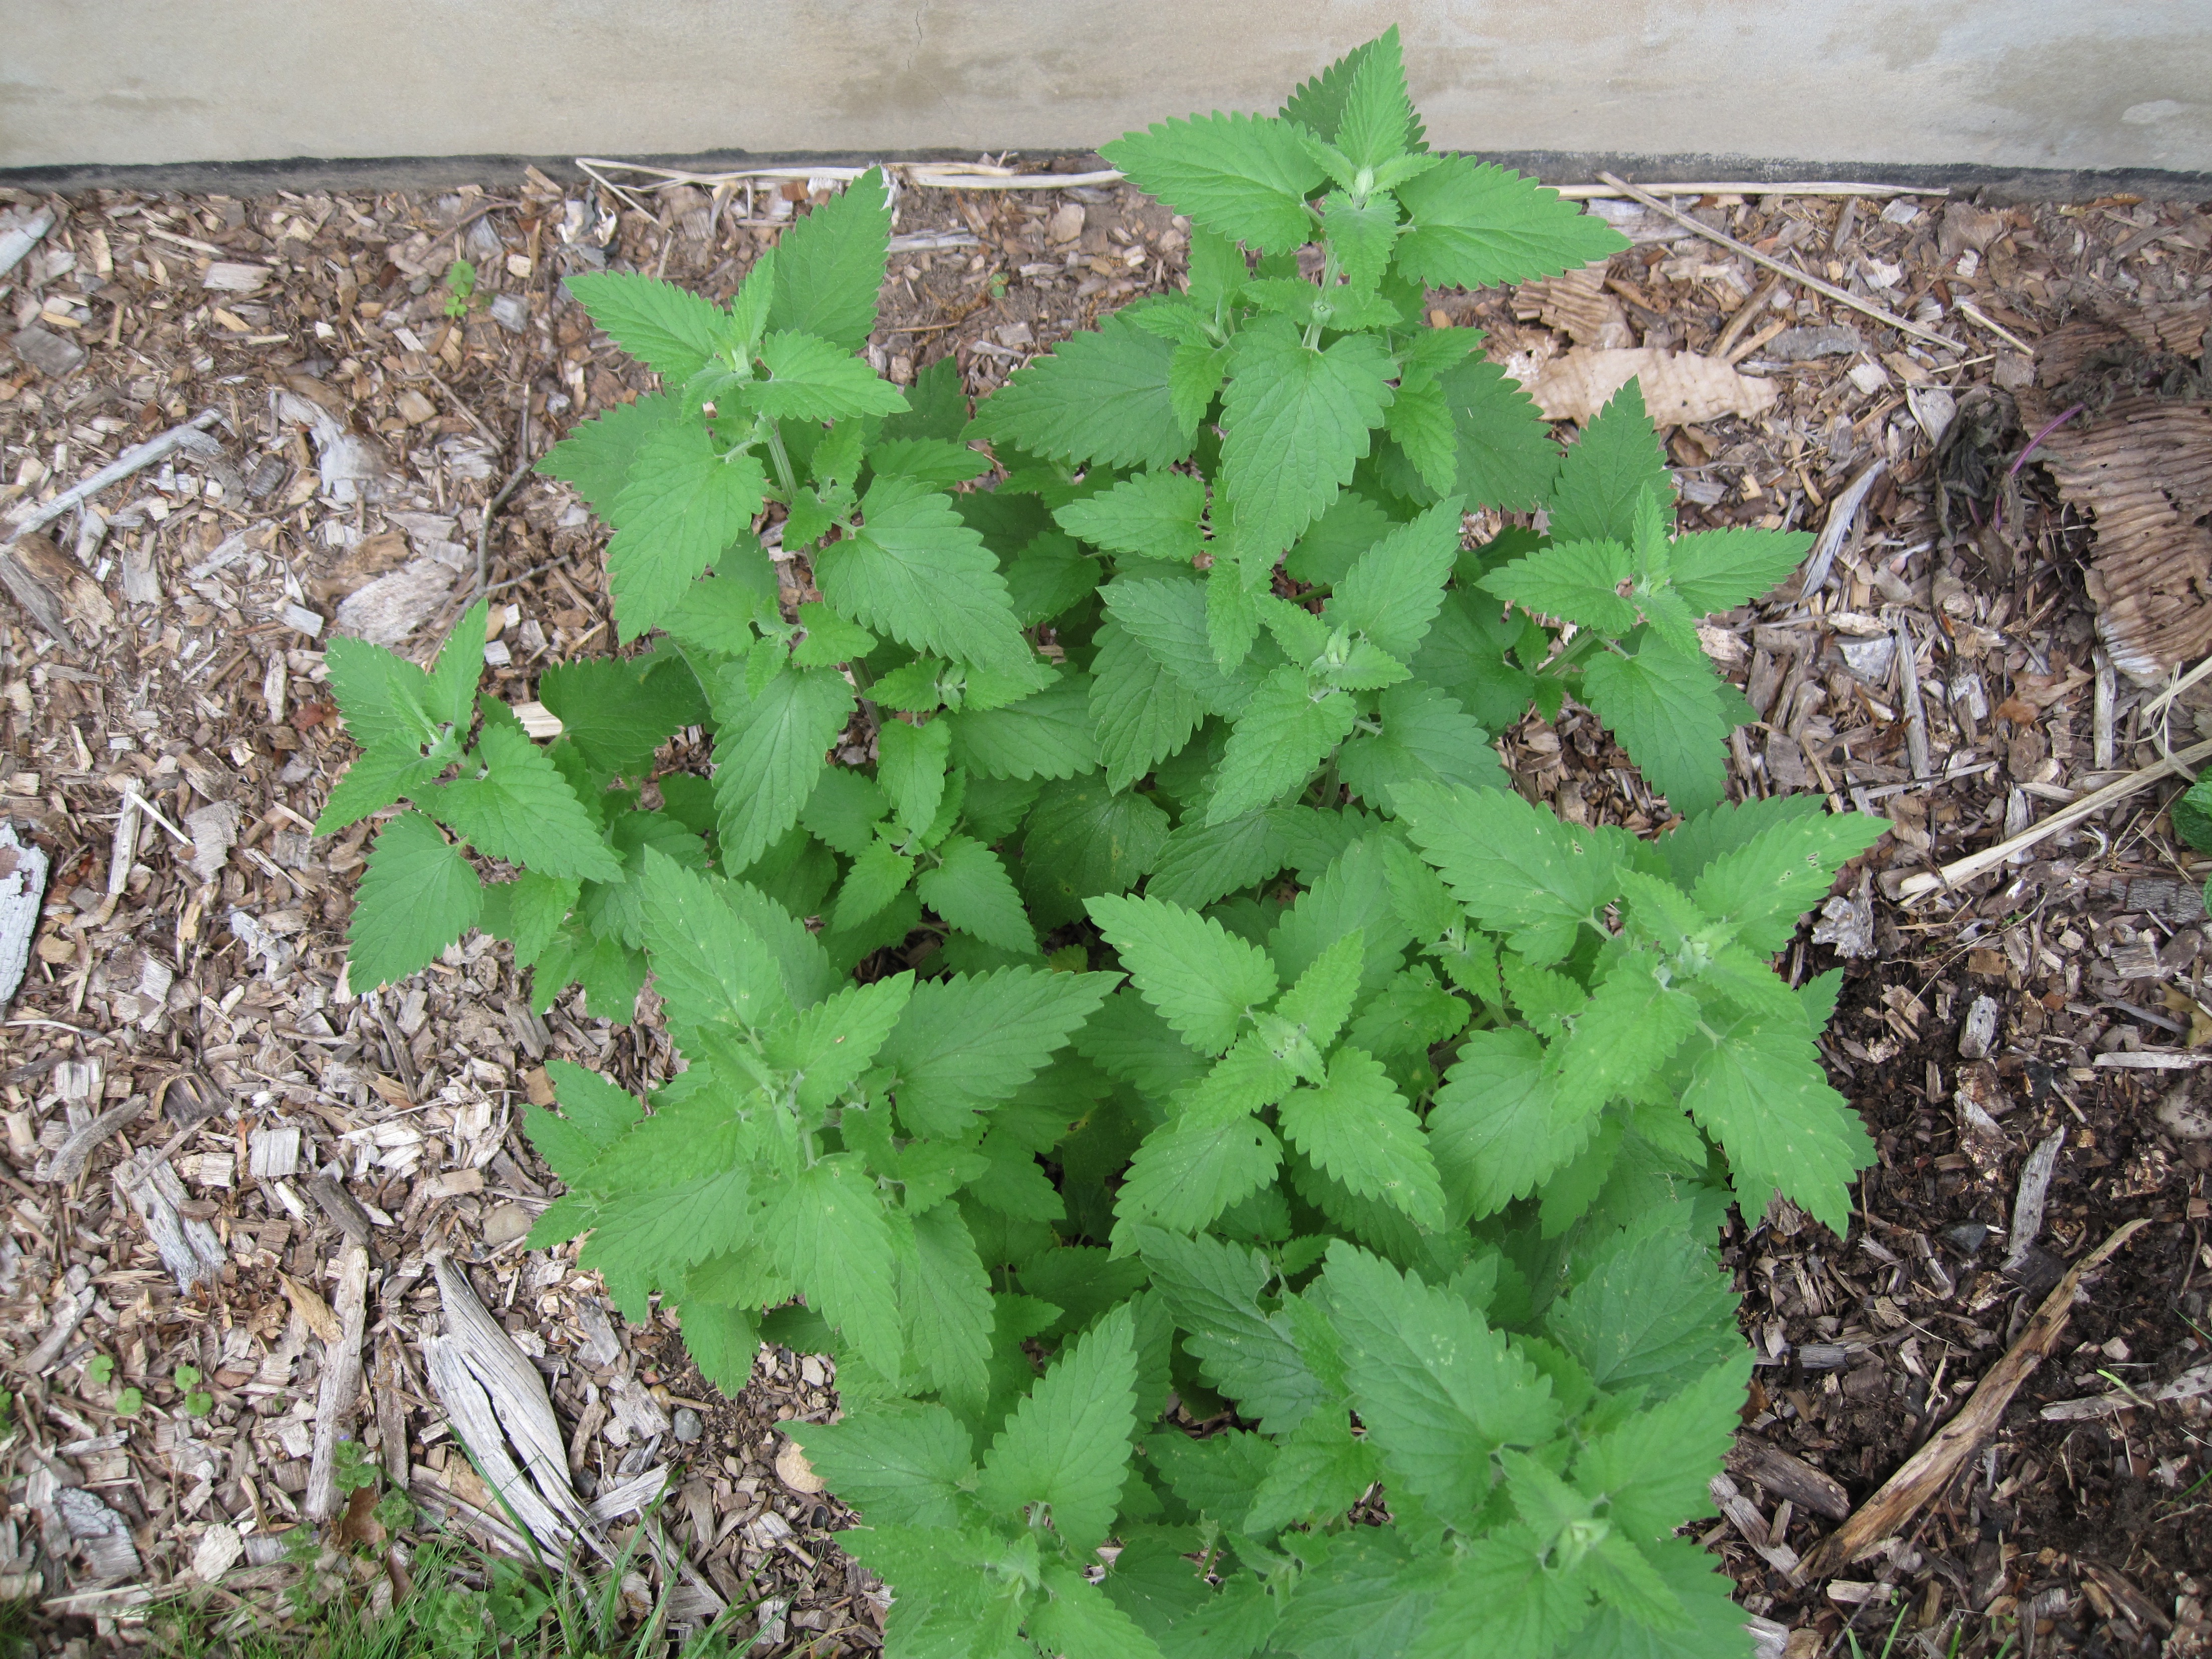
305 1242 371 1521
1728 1436 1852 1523
0 821 49 1008
1529 346 1780 425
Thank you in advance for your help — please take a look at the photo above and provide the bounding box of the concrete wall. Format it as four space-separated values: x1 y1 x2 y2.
4 0 2209 176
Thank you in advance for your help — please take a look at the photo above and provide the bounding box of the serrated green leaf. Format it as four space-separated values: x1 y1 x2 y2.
768 1156 902 1378
1222 319 1395 561
1101 573 1284 719
832 840 914 932
535 393 682 521
1132 1225 1322 1435
1427 1028 1589 1220
877 715 950 834
1441 355 1561 511
1144 809 1290 911
970 312 1190 471
1031 1563 1169 1659
745 329 908 421
1560 1536 1756 1659
1481 538 1638 633
1547 379 1673 547
605 422 767 640
1207 668 1355 825
426 722 623 884
803 766 891 857
710 661 855 871
1323 497 1462 661
867 436 993 489
347 811 482 988
1088 892 1279 1055
1146 1427 1279 1528
976 1304 1138 1552
1384 374 1459 496
882 968 1120 1137
1245 1412 1383 1535
919 835 1036 955
1545 1210 1747 1399
1690 810 1891 956
787 1404 973 1529
764 973 913 1110
1168 341 1230 433
1553 952 1702 1113
947 670 1099 780
818 474 1031 674
316 733 448 836
766 168 892 351
1408 1526 1592 1659
519 1058 641 1185
1580 634 1734 818
1115 1080 1284 1235
537 655 706 781
1053 471 1207 564
1395 156 1627 290
636 849 791 1044
1319 1243 1561 1523
904 1200 995 1412
1279 1047 1445 1229
659 558 778 654
1682 1011 1874 1233
1020 775 1171 927
1574 1355 1751 1542
563 272 730 382
1090 619 1206 793
1665 525 1813 614
1394 779 1619 962
1338 680 1507 813
1321 188 1401 291
1102 112 1326 252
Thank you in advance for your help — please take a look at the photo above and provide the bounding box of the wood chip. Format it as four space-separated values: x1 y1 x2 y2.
1528 346 1781 425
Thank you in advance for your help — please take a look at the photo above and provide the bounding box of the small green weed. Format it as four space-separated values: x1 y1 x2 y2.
444 257 479 319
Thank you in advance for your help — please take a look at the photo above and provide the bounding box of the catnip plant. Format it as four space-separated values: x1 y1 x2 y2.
316 30 1885 1659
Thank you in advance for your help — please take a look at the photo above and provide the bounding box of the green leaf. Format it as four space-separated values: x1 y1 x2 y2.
636 849 790 1040
832 840 915 932
1666 526 1813 615
1115 1072 1285 1234
1087 893 1279 1056
877 716 951 833
1020 775 1171 927
710 662 855 872
1394 156 1628 290
537 655 705 781
1321 189 1402 291
563 272 729 381
606 421 768 639
1682 1011 1874 1234
1090 619 1206 793
882 968 1120 1138
1545 1211 1746 1399
976 1304 1138 1553
1409 1527 1592 1659
788 1404 973 1529
1394 779 1619 962
802 767 890 856
427 722 623 884
1222 319 1395 560
675 1301 759 1395
1031 1564 1171 1659
1428 1029 1589 1220
1145 809 1291 911
1482 538 1638 634
1561 1536 1756 1659
1273 929 1367 1054
882 354 970 442
1284 31 1428 152
765 167 892 351
748 330 910 420
1102 113 1326 253
1101 573 1282 719
868 436 993 489
426 601 490 733
316 734 447 836
1574 1355 1751 1542
904 1200 996 1412
583 1168 753 1288
1547 379 1673 547
1581 635 1734 818
1168 342 1230 434
947 671 1100 781
1441 356 1560 511
1132 1225 1322 1436
347 811 482 988
1053 471 1207 564
481 869 580 968
536 393 681 521
1207 669 1356 825
519 1058 641 1185
919 836 1036 955
1337 681 1507 811
1552 952 1702 1114
970 313 1190 471
766 974 914 1109
1145 1428 1278 1527
1690 810 1890 957
1324 498 1462 662
659 559 778 654
1319 1243 1561 1524
1384 375 1459 497
1244 1412 1383 1535
768 1157 902 1378
818 474 1031 674
1278 1047 1445 1228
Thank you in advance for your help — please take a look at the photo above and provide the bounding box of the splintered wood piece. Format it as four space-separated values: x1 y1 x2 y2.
2045 398 2212 684
0 822 48 1008
305 1242 371 1521
1528 346 1780 426
1728 1437 1853 1522
1798 1219 2148 1579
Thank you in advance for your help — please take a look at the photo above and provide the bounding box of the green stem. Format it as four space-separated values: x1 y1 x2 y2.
1303 245 1343 350
760 418 799 504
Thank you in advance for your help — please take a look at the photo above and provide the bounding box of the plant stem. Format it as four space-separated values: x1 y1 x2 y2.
761 417 799 503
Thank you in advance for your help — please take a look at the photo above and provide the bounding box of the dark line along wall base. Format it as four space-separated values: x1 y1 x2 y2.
5 148 2209 205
